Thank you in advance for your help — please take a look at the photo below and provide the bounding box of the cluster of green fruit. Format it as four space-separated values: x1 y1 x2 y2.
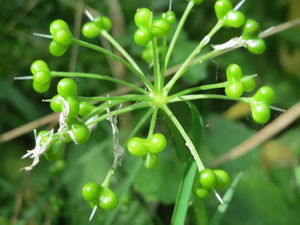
30 60 52 93
30 59 94 145
225 64 256 98
249 86 275 124
133 8 176 46
49 19 73 57
49 77 92 144
82 16 112 38
196 168 231 199
242 19 266 55
127 133 167 169
223 63 275 124
215 0 266 55
82 182 118 210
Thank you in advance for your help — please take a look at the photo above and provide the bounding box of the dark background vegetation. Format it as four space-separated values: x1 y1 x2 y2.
1 0 300 224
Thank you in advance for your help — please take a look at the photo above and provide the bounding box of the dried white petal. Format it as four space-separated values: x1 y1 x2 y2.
212 37 245 50
21 129 54 171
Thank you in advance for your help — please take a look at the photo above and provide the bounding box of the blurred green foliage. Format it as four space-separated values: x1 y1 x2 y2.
0 0 300 224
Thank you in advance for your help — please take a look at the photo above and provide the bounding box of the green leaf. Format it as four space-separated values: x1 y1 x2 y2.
186 101 203 150
209 172 243 225
133 148 184 204
171 162 197 225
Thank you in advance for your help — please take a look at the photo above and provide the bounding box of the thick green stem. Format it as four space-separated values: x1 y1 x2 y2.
170 82 227 99
79 94 149 102
101 31 144 76
164 20 224 94
148 107 158 138
162 105 204 172
86 102 150 126
164 1 194 71
169 94 249 103
152 38 162 91
51 71 147 94
73 39 154 91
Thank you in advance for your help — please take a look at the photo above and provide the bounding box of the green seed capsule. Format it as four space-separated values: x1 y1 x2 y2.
196 188 212 199
242 77 256 92
82 22 101 38
225 80 244 98
78 101 95 117
199 168 217 189
250 101 270 124
45 137 64 161
101 16 112 31
143 153 159 169
50 95 64 112
82 182 102 203
151 19 171 36
147 133 167 154
33 71 51 85
50 19 69 36
242 19 260 40
214 169 231 189
127 137 148 156
253 86 276 105
99 187 118 210
134 27 152 46
33 81 50 93
134 8 152 28
70 123 90 144
246 39 266 55
142 47 153 63
66 97 80 117
57 78 78 99
30 60 49 75
214 0 233 20
223 11 245 28
162 11 176 24
226 64 243 81
49 41 68 57
53 29 73 46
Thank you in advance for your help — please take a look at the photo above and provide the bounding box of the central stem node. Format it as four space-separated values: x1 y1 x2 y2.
150 92 168 108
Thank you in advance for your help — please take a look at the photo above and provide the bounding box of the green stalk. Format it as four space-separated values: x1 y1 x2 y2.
127 109 153 142
169 75 257 99
102 169 114 188
51 71 147 94
86 102 150 126
170 82 227 99
101 30 144 76
164 1 194 71
194 49 222 64
152 38 162 91
84 100 127 121
162 105 204 172
169 94 249 103
79 94 149 102
147 107 158 138
164 20 224 94
73 39 154 91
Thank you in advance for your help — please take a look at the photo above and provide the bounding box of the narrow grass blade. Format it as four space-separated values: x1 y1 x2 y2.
171 162 197 225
